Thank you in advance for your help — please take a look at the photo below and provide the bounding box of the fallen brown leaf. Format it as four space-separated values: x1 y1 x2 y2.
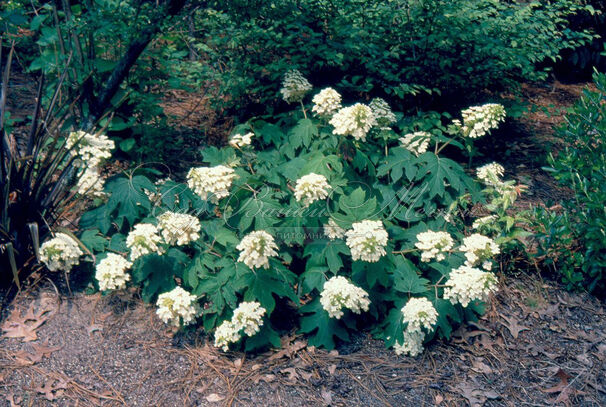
1 305 51 342
34 377 67 401
500 315 529 339
205 393 225 402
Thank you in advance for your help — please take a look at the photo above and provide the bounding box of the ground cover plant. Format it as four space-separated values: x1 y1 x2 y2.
31 73 530 356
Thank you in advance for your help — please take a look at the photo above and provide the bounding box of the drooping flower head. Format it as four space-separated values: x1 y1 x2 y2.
39 233 83 272
394 329 425 357
401 297 438 333
320 276 370 319
415 231 454 262
76 168 106 198
186 165 237 204
456 103 506 139
214 301 266 351
280 69 312 103
156 286 198 327
345 220 388 262
67 130 115 167
444 265 498 307
472 215 498 230
95 253 132 291
324 218 346 240
312 88 342 116
126 223 165 261
476 162 505 185
399 132 431 156
236 230 279 269
369 97 396 128
459 233 500 268
294 173 332 207
157 212 201 246
330 103 377 141
229 132 254 148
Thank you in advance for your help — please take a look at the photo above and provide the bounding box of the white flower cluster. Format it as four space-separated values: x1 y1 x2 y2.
399 132 431 156
214 301 266 351
126 223 165 261
280 69 312 103
229 132 254 148
444 265 498 307
395 297 438 357
76 168 106 198
67 130 115 198
394 329 425 357
67 131 115 167
157 211 201 246
401 297 438 333
156 286 198 327
95 253 132 291
415 231 454 262
312 88 342 116
472 215 497 230
460 233 500 269
330 103 377 141
186 165 237 204
39 233 83 272
369 98 396 128
324 218 346 240
294 173 331 207
477 162 505 185
236 230 279 269
345 220 388 262
456 103 506 139
320 276 370 319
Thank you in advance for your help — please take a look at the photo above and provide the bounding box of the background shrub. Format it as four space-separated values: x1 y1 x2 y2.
183 0 595 118
531 71 606 296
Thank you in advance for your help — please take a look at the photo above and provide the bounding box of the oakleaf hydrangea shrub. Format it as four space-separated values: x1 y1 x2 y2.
43 74 512 356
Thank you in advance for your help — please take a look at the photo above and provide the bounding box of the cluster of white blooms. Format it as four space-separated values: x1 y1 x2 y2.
460 233 500 268
157 212 201 246
95 253 132 291
186 165 237 203
280 70 312 103
126 223 165 261
477 162 505 185
394 329 424 357
345 220 388 262
444 265 498 307
324 218 346 240
320 276 370 319
236 230 279 269
229 132 254 148
76 167 106 198
396 297 438 357
415 231 454 262
214 301 266 351
399 132 431 156
369 98 396 128
294 173 331 207
330 104 377 141
67 131 115 167
472 215 498 230
67 131 115 198
156 286 198 327
312 88 342 116
401 297 438 333
39 233 83 272
456 103 506 139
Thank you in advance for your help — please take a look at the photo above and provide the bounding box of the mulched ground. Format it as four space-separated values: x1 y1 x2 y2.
1 272 604 406
2 78 604 406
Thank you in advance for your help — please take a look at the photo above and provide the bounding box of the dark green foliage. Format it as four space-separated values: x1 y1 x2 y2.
185 0 595 117
532 71 606 295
